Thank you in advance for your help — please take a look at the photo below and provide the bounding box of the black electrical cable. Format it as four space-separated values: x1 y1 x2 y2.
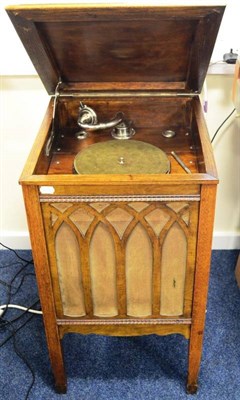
0 299 40 329
1 261 32 320
0 313 35 348
0 301 41 399
0 242 33 263
0 261 25 269
0 243 35 319
0 279 16 289
4 321 36 400
211 108 236 143
11 273 36 296
0 304 39 400
0 243 39 400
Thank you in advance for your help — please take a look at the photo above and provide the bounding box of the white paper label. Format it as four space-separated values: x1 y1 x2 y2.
39 186 55 195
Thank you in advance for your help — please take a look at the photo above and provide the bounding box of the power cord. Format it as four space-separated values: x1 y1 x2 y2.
0 243 41 400
0 261 33 320
0 300 40 342
11 273 36 296
0 300 40 400
2 318 36 400
211 108 236 143
0 242 33 263
0 304 42 316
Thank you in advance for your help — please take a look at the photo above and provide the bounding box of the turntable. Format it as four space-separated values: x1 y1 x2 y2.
73 102 171 174
6 3 224 394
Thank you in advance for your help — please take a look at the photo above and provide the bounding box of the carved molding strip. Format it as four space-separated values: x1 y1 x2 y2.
40 195 200 203
57 318 192 326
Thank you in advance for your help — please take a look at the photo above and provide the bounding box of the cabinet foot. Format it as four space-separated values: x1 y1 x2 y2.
186 383 198 395
55 382 67 394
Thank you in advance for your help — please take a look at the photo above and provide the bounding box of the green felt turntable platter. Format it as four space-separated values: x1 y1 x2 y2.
74 140 170 174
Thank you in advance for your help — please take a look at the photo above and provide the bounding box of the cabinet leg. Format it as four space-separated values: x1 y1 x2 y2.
47 335 67 393
186 185 217 394
55 379 67 394
55 380 67 394
186 382 198 395
186 329 203 395
22 186 67 393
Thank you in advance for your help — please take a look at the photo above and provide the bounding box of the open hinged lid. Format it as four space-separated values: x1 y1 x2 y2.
6 3 225 95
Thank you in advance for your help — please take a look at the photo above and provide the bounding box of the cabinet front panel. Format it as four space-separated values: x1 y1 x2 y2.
42 198 199 320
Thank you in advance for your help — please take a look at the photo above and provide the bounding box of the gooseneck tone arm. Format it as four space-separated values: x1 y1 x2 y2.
78 103 123 132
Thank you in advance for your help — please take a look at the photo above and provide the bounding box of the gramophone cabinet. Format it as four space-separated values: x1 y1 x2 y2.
6 3 224 394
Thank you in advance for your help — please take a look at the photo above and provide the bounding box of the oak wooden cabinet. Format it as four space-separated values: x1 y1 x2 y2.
6 3 224 395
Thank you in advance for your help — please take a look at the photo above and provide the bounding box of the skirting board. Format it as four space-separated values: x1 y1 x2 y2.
0 231 31 250
1 230 240 250
212 232 240 250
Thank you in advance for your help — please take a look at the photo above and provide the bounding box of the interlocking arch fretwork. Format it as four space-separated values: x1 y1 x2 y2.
42 200 198 319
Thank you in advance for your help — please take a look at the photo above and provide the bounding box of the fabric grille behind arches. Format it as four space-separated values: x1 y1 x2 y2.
89 222 118 317
160 222 187 316
126 223 153 317
55 222 86 317
47 200 194 320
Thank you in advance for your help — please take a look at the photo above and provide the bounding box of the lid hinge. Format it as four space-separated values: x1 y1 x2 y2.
45 79 62 156
57 90 199 98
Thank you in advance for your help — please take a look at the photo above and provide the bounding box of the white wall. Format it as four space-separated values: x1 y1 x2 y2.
0 0 239 74
1 76 49 248
1 74 239 249
204 75 240 249
0 1 239 249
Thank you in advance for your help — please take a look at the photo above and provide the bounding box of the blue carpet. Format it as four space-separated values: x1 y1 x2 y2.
0 250 239 400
